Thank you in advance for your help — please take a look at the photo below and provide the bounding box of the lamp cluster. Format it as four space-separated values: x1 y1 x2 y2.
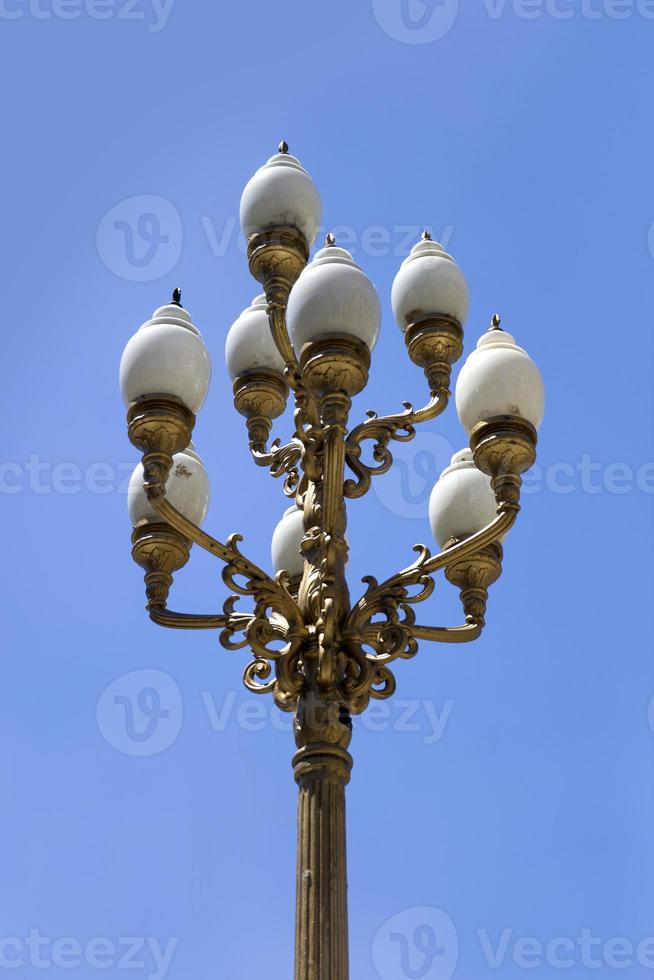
118 141 545 980
120 144 543 607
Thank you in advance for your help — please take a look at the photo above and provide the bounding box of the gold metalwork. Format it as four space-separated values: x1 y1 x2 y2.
300 335 370 399
247 226 309 383
444 540 503 625
124 211 539 979
127 394 194 458
343 315 462 498
470 414 538 507
131 522 190 610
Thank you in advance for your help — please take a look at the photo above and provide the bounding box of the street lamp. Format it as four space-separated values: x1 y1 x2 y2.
119 142 544 980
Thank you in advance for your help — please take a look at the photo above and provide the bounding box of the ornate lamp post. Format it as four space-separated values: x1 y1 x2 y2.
119 143 544 980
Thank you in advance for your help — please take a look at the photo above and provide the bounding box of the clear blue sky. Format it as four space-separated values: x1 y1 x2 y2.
1 2 653 978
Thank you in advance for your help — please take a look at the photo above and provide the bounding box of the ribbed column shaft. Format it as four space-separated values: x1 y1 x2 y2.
293 741 352 980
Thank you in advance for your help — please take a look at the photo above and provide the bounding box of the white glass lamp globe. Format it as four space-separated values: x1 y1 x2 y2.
225 294 285 380
240 144 322 246
271 504 305 579
455 324 545 434
120 294 211 414
286 240 381 353
429 449 498 548
128 443 210 529
391 235 469 331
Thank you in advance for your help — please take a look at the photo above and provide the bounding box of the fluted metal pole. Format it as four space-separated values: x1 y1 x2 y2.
292 693 352 980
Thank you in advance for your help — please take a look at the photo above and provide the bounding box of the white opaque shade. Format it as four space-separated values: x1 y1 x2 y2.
128 443 210 529
391 236 469 331
225 294 285 380
120 301 211 413
286 243 381 353
240 149 321 246
429 449 498 548
455 327 545 433
271 504 305 578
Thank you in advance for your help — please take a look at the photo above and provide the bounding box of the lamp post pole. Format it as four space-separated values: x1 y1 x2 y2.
119 143 544 980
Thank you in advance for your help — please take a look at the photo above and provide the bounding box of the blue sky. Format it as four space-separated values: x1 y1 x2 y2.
1 2 653 978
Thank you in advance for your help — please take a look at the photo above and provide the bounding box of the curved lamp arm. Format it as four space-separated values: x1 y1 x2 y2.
348 503 516 628
343 313 463 500
393 503 515 585
142 457 304 627
411 619 482 644
344 390 449 499
249 436 303 497
147 492 234 563
149 606 245 631
267 301 301 386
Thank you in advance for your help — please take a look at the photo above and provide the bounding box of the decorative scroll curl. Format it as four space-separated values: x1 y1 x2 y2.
251 437 303 497
344 393 447 499
214 535 309 711
336 549 437 712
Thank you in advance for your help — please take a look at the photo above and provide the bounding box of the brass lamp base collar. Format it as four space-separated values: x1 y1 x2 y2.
470 414 538 508
247 226 310 292
127 394 195 457
299 334 371 398
233 371 289 421
131 522 191 609
444 540 503 625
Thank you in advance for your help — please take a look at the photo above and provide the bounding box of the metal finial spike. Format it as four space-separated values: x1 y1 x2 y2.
325 232 336 246
278 140 289 154
171 287 182 307
490 313 502 331
421 229 432 241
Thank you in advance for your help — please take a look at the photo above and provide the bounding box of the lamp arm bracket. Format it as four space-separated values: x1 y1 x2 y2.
346 502 515 648
142 465 304 627
411 618 483 643
343 390 449 500
148 604 249 632
250 436 303 497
